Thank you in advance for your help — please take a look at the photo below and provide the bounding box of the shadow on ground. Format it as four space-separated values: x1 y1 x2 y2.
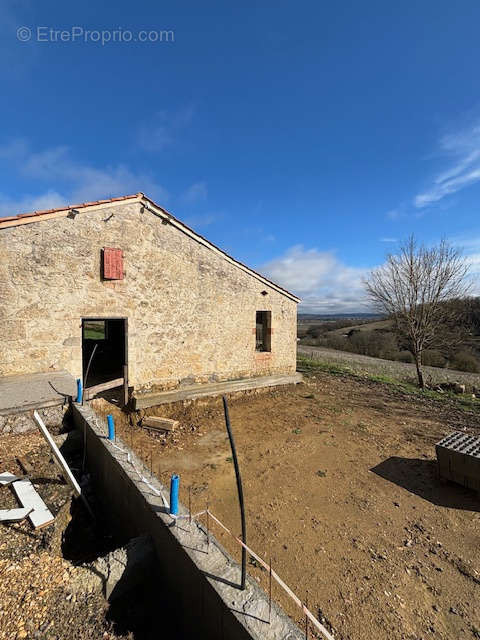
371 457 480 512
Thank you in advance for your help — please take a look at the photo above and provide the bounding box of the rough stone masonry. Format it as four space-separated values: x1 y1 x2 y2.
0 195 298 395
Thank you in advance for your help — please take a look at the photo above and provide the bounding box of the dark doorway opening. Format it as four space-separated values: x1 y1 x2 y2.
82 318 127 395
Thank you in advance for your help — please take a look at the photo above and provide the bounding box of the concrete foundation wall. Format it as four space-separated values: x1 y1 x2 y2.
0 202 297 392
72 402 302 640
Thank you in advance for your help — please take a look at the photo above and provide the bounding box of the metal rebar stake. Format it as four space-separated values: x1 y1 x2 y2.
269 558 272 623
189 486 192 526
305 591 309 640
206 498 210 552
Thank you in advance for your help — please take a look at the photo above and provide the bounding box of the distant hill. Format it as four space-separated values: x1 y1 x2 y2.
329 318 392 335
297 314 383 339
298 297 480 374
298 313 380 323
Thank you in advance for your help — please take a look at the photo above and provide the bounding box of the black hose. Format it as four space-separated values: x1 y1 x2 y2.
83 343 98 404
222 395 247 590
81 343 98 473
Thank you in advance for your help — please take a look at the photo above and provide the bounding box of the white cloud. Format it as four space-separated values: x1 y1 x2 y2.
380 237 398 243
180 181 208 205
467 253 480 268
183 212 218 228
137 107 194 151
446 233 480 294
260 245 371 313
386 208 400 220
0 190 66 217
0 139 169 216
415 122 480 208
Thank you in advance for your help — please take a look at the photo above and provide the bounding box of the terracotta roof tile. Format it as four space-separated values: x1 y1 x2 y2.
0 193 141 223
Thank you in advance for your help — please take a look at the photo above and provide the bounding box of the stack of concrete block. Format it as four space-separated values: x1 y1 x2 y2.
436 431 480 492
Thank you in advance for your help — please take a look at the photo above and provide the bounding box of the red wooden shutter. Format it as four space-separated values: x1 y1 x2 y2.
103 248 124 280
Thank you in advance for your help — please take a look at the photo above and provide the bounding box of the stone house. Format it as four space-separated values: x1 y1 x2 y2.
0 193 300 405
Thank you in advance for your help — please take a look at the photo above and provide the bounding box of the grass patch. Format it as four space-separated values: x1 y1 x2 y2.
297 356 480 414
298 358 354 377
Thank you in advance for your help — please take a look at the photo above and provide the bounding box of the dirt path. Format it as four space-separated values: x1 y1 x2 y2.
95 372 480 640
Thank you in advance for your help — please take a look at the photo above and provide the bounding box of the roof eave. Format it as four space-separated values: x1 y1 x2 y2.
139 195 301 304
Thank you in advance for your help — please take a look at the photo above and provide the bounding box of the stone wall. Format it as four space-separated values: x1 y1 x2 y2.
0 202 297 392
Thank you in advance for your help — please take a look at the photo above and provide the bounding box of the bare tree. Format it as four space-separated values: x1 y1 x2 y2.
365 236 471 388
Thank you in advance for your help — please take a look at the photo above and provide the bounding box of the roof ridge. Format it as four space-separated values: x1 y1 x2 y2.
0 191 300 302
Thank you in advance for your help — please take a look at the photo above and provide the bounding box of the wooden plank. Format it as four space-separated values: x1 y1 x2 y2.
142 416 178 432
33 411 81 497
11 479 54 529
0 472 19 486
84 377 124 400
0 506 32 523
134 373 303 410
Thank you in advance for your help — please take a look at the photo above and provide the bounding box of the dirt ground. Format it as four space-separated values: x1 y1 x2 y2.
0 429 130 640
94 371 480 640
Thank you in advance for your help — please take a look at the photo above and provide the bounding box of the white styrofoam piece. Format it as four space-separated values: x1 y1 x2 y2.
0 506 32 522
11 478 54 529
0 472 19 486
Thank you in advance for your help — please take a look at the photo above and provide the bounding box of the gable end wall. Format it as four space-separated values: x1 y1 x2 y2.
0 202 297 391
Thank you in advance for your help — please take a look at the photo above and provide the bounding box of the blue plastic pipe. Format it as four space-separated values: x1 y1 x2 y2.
76 378 83 404
107 414 115 441
170 474 180 516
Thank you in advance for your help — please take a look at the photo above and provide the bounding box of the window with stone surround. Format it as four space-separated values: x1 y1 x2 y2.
256 311 271 352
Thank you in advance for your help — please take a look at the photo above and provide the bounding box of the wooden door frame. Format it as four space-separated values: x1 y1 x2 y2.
81 317 129 404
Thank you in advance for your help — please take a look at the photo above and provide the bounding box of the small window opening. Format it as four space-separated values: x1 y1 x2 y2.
256 311 271 352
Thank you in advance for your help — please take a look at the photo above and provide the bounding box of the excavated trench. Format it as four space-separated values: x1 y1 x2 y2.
59 419 187 640
0 409 186 640
1 400 304 640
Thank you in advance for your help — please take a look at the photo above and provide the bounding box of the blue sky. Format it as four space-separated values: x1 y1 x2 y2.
2 1 480 312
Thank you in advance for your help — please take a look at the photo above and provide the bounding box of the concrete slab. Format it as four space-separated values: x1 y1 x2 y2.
0 370 76 415
133 372 303 410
